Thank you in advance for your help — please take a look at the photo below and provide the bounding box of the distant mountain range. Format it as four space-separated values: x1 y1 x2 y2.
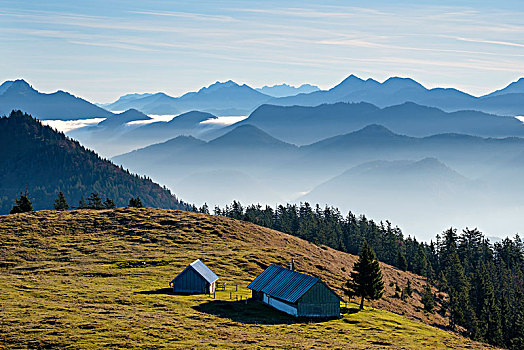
111 123 524 238
103 80 272 116
69 110 223 157
255 83 320 97
218 102 524 145
300 157 482 235
101 75 524 117
0 110 190 214
97 108 151 128
270 75 524 116
2 75 523 123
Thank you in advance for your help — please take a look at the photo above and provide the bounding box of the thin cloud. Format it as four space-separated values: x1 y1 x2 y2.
129 10 236 22
454 37 524 49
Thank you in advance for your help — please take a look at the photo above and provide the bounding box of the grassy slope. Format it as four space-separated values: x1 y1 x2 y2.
0 208 492 349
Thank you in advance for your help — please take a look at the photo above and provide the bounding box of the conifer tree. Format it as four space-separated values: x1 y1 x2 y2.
87 192 103 209
53 191 69 210
199 203 209 214
103 198 115 209
128 196 143 208
10 192 33 214
78 196 87 209
405 279 413 297
346 241 384 309
397 249 408 271
421 283 435 312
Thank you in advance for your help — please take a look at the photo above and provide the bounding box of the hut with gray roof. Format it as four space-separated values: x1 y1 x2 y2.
247 262 343 317
170 259 218 294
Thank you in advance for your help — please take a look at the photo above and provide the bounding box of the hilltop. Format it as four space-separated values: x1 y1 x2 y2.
0 208 493 349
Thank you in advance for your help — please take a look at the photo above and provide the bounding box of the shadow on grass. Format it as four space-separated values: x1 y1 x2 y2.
193 299 336 325
136 287 206 296
341 306 360 315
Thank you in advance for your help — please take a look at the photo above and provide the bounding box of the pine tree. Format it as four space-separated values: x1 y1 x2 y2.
405 279 413 297
346 241 384 309
199 203 209 214
78 196 87 209
397 249 408 271
10 192 33 214
87 192 103 209
129 196 143 208
103 198 115 209
421 283 435 312
53 191 69 210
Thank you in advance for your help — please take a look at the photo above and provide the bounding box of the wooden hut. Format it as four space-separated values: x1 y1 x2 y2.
170 259 218 294
247 263 343 317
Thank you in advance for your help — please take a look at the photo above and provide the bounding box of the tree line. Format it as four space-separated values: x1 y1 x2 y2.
10 191 144 213
210 201 524 349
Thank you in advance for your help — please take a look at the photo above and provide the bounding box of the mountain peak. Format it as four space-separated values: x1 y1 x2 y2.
338 74 364 85
5 79 34 93
209 124 293 148
199 80 240 93
0 80 14 95
255 83 320 97
330 74 379 93
382 77 425 90
354 124 397 136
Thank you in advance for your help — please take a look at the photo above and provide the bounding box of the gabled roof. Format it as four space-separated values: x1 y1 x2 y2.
247 264 343 303
171 259 219 284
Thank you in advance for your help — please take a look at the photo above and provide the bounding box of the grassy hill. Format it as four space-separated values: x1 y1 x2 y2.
0 209 493 349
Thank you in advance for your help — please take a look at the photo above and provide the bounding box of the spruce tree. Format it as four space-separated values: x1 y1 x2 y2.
397 249 408 271
78 196 87 209
129 196 143 208
87 192 103 209
347 241 384 309
53 191 69 210
421 283 435 312
199 203 209 214
10 192 33 214
103 198 115 209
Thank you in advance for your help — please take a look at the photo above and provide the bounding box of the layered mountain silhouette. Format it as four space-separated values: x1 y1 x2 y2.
97 109 151 128
270 75 524 116
0 110 190 214
104 80 272 116
256 83 320 97
220 102 524 145
300 158 482 235
113 124 297 169
0 80 113 120
111 123 524 238
3 75 523 123
485 78 524 97
113 124 297 206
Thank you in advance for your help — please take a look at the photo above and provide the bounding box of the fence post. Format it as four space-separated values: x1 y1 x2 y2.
236 284 238 292
230 291 232 299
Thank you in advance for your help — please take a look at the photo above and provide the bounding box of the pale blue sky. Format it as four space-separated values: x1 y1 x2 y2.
1 0 523 102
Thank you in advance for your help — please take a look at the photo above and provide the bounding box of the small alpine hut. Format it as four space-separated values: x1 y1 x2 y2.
170 259 219 294
247 262 343 318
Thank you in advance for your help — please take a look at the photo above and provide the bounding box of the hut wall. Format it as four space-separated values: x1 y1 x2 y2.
263 293 298 316
173 267 207 293
208 281 216 294
297 282 340 317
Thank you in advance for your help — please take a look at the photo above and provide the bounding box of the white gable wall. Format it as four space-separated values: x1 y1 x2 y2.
263 293 298 316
